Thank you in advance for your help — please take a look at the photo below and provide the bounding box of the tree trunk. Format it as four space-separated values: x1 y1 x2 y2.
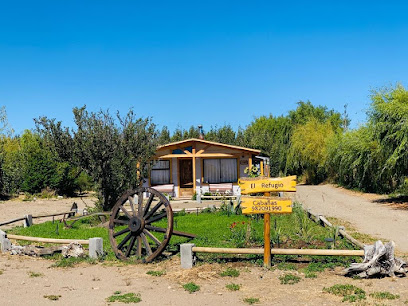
342 241 407 278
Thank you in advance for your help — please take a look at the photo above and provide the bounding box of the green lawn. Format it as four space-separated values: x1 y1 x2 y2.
8 205 359 266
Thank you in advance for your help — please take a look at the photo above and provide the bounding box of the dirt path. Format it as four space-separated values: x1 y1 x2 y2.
0 196 96 229
0 254 407 305
295 184 408 253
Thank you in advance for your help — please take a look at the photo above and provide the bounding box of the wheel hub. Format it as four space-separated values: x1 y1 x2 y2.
128 216 144 233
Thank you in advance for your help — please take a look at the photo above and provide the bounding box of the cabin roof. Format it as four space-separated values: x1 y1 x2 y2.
157 138 261 154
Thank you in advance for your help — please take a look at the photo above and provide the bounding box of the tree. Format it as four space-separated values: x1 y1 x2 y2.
157 126 171 145
287 119 336 183
369 84 408 184
19 130 60 193
36 106 158 211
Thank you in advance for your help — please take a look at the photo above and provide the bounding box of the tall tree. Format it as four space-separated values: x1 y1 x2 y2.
36 106 157 211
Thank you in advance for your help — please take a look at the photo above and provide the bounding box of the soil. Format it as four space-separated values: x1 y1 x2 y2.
0 255 407 305
296 184 408 253
0 192 407 305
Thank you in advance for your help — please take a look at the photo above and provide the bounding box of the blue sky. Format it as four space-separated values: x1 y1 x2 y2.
1 1 407 135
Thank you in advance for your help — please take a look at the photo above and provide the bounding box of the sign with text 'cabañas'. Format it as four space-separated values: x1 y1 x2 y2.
241 196 292 214
238 175 297 194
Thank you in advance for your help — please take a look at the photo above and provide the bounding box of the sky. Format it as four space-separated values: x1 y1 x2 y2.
1 1 407 135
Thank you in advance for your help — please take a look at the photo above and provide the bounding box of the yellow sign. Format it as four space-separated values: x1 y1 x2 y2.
241 196 292 215
238 175 296 194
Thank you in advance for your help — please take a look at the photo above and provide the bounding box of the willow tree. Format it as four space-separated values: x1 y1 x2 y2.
36 106 157 211
287 118 337 184
370 84 408 187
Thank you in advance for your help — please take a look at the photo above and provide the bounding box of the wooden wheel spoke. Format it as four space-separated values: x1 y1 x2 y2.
137 237 142 257
138 192 143 217
109 187 174 262
128 196 136 216
144 201 163 220
126 236 137 257
143 193 155 217
145 225 167 234
143 229 161 246
117 233 132 250
146 212 167 224
141 233 152 255
113 219 129 225
113 227 130 238
120 206 132 219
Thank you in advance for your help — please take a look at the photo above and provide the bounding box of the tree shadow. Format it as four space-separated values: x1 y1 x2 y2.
373 196 408 211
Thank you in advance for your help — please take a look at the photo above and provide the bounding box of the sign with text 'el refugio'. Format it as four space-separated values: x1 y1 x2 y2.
238 175 296 194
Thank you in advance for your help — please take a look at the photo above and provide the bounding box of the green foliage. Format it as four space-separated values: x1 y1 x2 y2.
106 292 142 303
276 262 296 271
287 119 336 183
225 283 241 291
243 297 260 305
244 166 260 178
36 106 157 210
28 271 44 278
327 84 408 194
146 270 166 277
323 284 366 303
183 282 200 293
304 272 317 278
369 291 400 300
43 295 61 301
220 267 240 277
279 274 301 285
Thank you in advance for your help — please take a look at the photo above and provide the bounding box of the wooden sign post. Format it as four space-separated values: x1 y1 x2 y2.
238 175 296 268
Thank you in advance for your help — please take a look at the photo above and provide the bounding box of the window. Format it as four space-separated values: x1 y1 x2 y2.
203 159 237 183
151 160 170 185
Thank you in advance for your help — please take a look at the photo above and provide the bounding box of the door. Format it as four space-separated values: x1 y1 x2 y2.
179 159 193 189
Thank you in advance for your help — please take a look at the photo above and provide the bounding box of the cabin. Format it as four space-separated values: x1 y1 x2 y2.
144 138 267 199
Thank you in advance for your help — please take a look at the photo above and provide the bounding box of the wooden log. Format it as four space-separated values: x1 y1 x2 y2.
305 208 365 250
318 215 333 228
191 247 364 256
7 234 89 245
343 240 407 278
338 229 365 249
32 211 73 219
0 217 26 227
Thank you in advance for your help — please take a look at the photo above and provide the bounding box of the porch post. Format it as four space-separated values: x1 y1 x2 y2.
192 146 196 194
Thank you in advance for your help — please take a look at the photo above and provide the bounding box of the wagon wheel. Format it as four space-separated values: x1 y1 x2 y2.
109 187 173 263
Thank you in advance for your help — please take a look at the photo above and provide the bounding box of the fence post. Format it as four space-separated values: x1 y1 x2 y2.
24 215 33 227
0 230 11 252
89 237 103 259
180 243 195 269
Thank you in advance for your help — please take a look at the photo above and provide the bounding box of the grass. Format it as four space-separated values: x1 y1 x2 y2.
277 262 297 271
183 282 200 293
0 269 3 275
323 284 366 303
8 205 360 269
28 271 44 278
43 295 61 301
243 297 260 304
220 267 240 277
106 292 141 303
225 283 241 291
279 273 301 285
304 272 317 278
51 256 99 268
369 291 400 300
146 270 166 277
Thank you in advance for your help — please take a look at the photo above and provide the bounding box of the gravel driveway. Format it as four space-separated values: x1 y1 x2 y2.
295 184 408 253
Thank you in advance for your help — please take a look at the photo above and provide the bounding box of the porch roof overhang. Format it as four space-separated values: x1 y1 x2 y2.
155 138 261 159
